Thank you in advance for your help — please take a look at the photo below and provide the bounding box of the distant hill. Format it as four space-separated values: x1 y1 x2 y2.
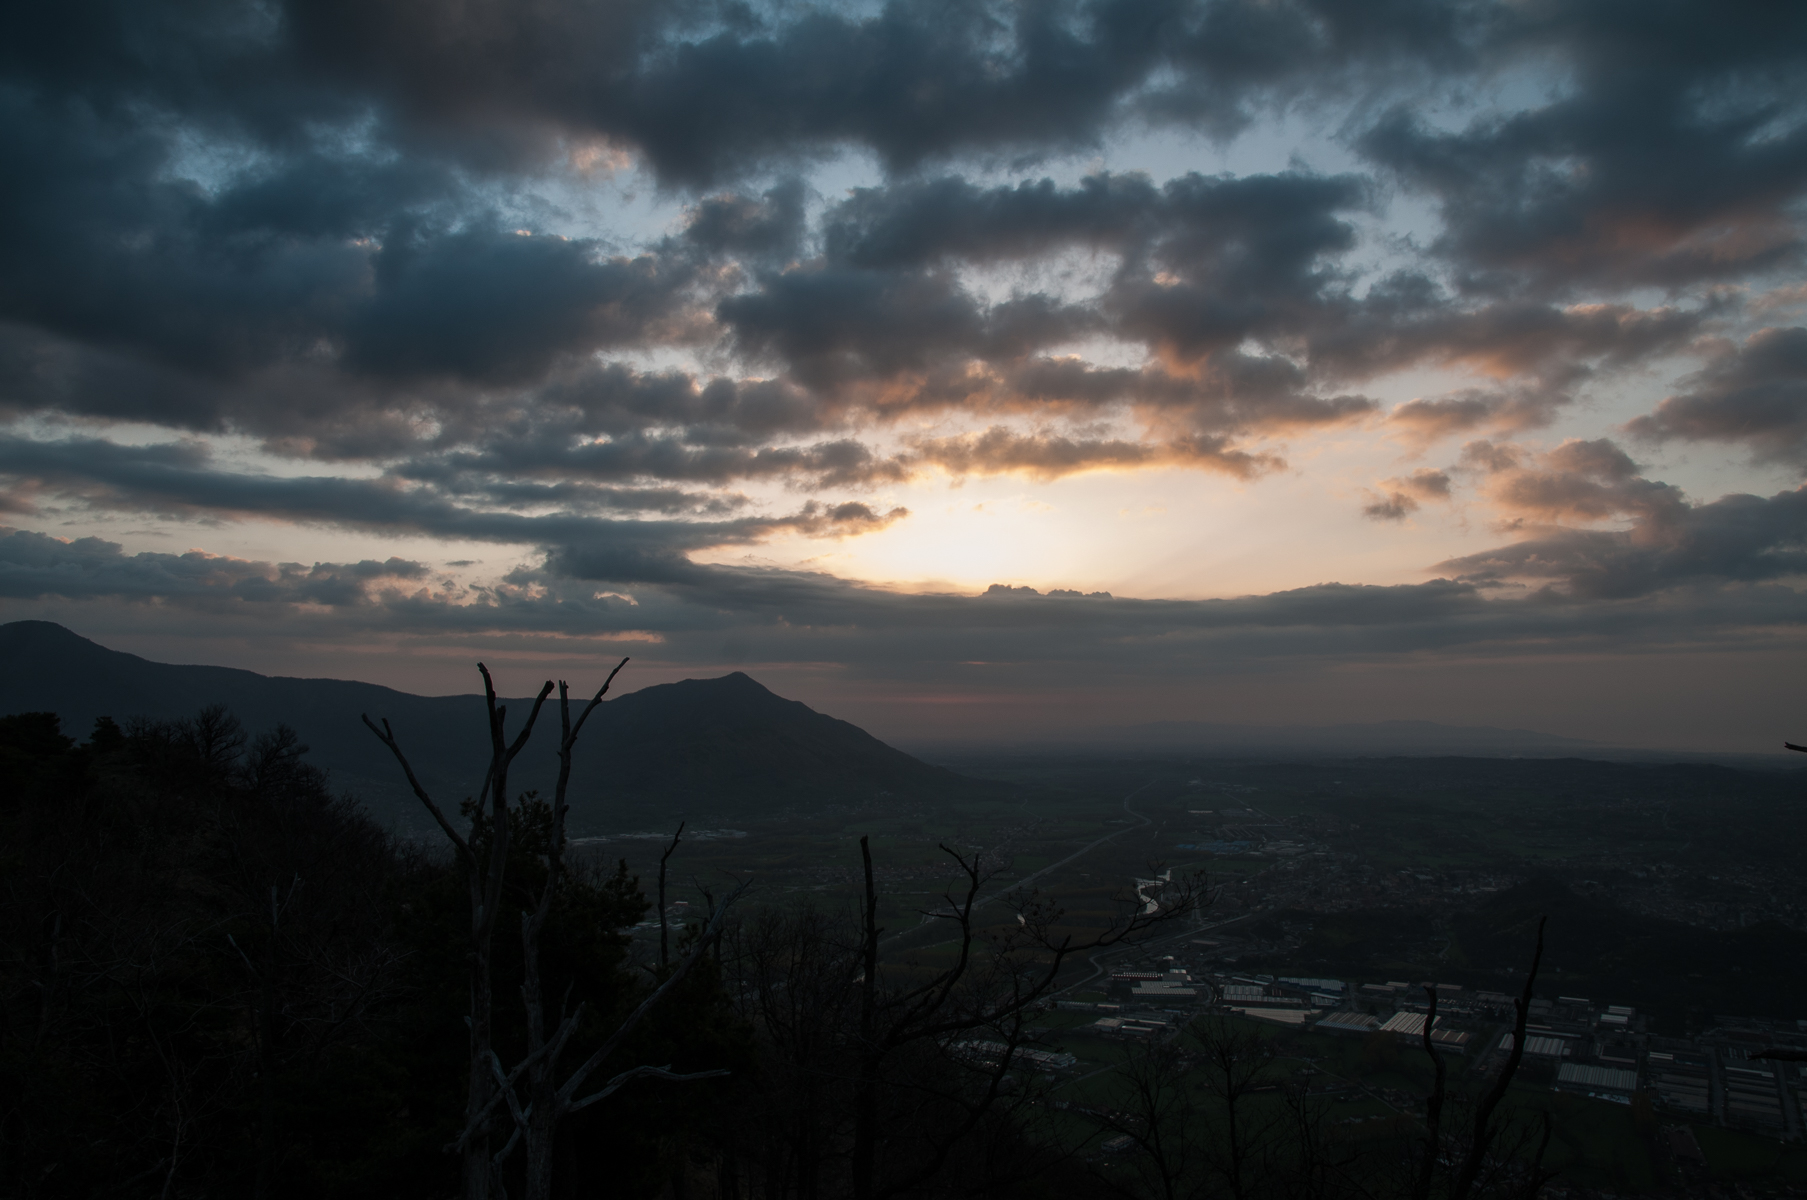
1069 717 1596 757
0 621 967 831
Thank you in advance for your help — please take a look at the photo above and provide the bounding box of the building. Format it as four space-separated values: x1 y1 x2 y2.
1379 1012 1439 1040
1230 1006 1311 1026
1646 1049 1711 1114
1499 1033 1568 1058
1317 1012 1380 1035
1597 1040 1638 1068
950 1041 1078 1071
1555 1063 1638 1102
1721 1061 1787 1132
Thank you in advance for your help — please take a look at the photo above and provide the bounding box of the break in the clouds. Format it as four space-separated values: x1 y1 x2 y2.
2 0 1806 746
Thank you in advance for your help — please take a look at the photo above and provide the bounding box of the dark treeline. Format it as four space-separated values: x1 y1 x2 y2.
0 707 737 1198
2 706 1551 1200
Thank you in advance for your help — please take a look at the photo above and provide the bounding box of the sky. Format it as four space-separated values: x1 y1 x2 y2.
2 0 1806 751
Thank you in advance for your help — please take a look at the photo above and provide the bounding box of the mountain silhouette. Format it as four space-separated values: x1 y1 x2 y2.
0 621 963 830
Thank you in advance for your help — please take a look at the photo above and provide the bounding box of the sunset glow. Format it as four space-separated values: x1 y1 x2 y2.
2 0 1804 749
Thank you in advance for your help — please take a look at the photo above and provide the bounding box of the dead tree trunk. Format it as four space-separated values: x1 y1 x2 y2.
363 668 552 1200
659 821 686 971
851 837 882 1200
846 836 1203 1200
430 663 746 1200
518 666 624 1200
1448 917 1547 1200
1413 986 1447 1200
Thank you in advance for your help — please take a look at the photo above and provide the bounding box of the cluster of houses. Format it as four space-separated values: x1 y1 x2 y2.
1047 964 1804 1139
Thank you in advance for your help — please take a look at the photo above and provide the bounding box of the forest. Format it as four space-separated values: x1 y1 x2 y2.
1 687 1564 1200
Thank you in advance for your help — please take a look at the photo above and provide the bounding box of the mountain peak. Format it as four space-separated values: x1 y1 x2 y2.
2 620 97 647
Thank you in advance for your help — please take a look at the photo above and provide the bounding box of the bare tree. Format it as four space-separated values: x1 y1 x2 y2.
849 836 1203 1200
1081 1035 1209 1200
1445 917 1554 1200
503 671 742 1200
1401 916 1556 1200
364 667 553 1200
368 664 746 1200
719 901 865 1199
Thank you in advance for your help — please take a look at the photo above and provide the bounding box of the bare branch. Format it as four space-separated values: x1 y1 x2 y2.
1452 915 1546 1200
554 879 750 1111
659 820 685 971
360 714 472 862
568 1065 730 1115
1413 985 1446 1200
565 657 629 748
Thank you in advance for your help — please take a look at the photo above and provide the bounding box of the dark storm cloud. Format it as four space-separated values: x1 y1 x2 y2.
343 228 699 384
1360 0 1807 293
0 434 906 558
401 433 909 492
1323 298 1706 387
0 526 428 605
718 267 1001 388
1627 327 1807 469
774 170 1710 423
683 179 809 263
6 0 1784 481
820 172 1165 269
1436 484 1807 600
277 0 1262 186
0 86 710 399
806 170 1372 367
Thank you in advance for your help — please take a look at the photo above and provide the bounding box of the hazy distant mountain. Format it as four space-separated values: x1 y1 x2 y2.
974 717 1598 757
0 621 964 831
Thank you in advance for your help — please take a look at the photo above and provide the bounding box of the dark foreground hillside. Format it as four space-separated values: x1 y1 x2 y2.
0 621 972 830
0 706 1306 1200
0 707 735 1198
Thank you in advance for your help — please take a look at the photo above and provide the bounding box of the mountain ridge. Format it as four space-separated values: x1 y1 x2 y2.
0 621 963 830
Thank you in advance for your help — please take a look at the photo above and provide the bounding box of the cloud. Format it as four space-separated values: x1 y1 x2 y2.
0 527 429 605
8 518 1805 690
1363 468 1452 521
1427 436 1807 599
0 435 907 569
2 0 1806 737
1363 491 1418 521
281 0 1467 188
1627 326 1807 468
1467 437 1684 526
1435 485 1807 600
1358 0 1807 293
906 426 1279 482
344 228 701 384
1386 385 1568 443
